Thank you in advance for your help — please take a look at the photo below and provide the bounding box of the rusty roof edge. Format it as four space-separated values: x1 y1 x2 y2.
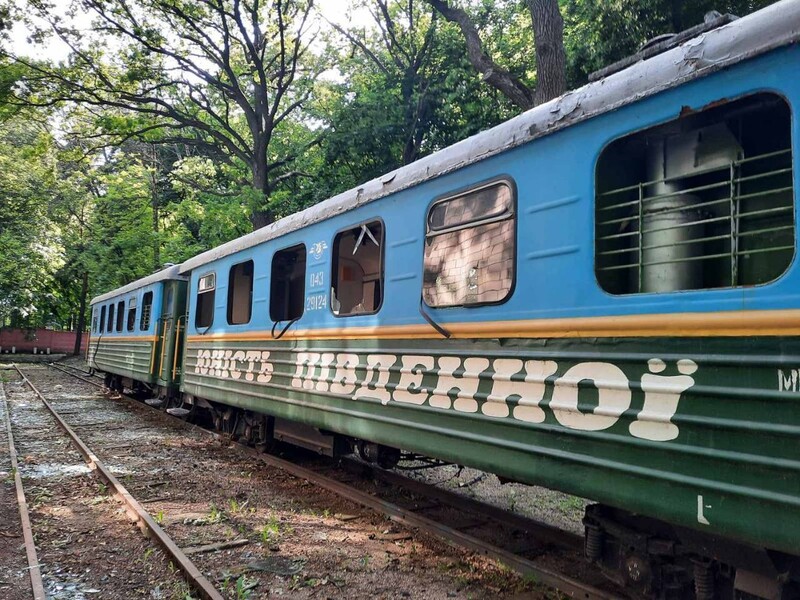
91 264 187 305
179 0 800 275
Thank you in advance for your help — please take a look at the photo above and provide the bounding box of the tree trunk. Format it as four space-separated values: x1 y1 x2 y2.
425 0 534 110
250 207 274 230
73 271 88 356
527 0 566 106
150 145 161 270
250 161 274 231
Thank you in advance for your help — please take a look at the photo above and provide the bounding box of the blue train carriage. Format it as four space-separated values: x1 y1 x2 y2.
88 264 188 397
176 3 799 598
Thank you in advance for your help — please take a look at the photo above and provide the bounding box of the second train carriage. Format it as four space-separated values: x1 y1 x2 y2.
87 265 188 395
86 2 800 598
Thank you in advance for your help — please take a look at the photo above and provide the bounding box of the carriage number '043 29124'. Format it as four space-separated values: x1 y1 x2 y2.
306 293 327 311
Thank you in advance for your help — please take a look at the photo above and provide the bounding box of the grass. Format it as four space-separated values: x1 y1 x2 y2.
259 513 281 542
206 502 225 524
557 496 584 514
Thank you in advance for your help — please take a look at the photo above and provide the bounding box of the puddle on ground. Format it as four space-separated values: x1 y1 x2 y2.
21 463 92 479
45 576 100 600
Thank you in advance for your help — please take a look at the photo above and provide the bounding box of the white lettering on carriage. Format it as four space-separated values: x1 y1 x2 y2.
256 352 273 383
549 362 631 431
192 348 699 441
229 350 246 379
629 358 696 441
778 368 798 392
394 355 434 405
353 354 396 405
292 352 320 390
428 357 489 413
330 353 359 395
513 360 558 423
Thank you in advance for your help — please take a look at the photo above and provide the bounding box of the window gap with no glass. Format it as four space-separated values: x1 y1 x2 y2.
270 244 306 322
331 221 384 316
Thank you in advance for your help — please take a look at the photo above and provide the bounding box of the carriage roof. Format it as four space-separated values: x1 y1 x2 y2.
90 264 186 305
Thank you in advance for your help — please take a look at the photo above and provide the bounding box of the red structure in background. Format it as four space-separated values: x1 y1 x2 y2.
0 328 88 355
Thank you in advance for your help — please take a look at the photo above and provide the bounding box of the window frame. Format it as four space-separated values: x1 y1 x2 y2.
116 300 124 332
422 176 518 310
269 243 307 323
593 90 796 296
195 271 216 329
107 303 115 332
330 218 385 318
227 259 255 326
139 291 154 331
126 296 137 332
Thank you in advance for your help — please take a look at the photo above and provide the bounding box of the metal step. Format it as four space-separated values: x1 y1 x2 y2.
144 398 164 407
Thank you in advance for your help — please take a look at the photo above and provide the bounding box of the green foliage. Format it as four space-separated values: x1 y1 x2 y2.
563 0 780 86
0 118 60 326
310 0 517 201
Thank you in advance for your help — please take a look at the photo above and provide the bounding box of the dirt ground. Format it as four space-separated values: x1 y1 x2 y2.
0 360 566 599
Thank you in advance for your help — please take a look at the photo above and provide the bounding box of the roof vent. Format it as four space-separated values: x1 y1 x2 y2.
589 11 738 82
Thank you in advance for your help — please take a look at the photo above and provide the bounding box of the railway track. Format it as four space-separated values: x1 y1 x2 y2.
49 360 626 600
2 364 222 600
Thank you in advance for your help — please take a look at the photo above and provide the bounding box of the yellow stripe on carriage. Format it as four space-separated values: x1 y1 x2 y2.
185 308 800 342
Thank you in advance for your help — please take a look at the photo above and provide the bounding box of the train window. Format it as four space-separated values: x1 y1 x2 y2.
99 306 106 333
107 303 115 332
91 309 97 334
596 93 794 294
227 260 254 325
196 273 216 328
116 300 124 331
126 297 137 331
331 221 383 316
423 180 515 307
140 291 153 330
270 244 306 322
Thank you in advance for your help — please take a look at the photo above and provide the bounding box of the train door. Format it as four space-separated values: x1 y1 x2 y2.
156 283 175 385
155 280 188 386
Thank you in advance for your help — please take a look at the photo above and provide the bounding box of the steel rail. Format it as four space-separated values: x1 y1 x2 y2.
0 379 46 600
13 364 223 600
240 442 621 600
339 457 585 553
48 362 621 600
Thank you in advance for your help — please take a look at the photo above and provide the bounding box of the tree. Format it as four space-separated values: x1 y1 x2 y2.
6 0 326 230
425 0 565 109
562 0 780 86
0 120 52 326
312 0 518 199
327 0 440 166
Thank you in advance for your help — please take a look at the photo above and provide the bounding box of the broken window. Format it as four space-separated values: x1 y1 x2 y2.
107 303 115 332
116 300 124 332
270 244 306 322
196 273 216 329
126 296 137 332
596 93 794 294
331 222 383 316
227 260 254 325
423 180 515 307
99 306 105 333
140 291 153 331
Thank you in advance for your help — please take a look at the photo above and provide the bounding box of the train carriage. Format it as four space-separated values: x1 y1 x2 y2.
88 265 188 395
87 2 800 598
